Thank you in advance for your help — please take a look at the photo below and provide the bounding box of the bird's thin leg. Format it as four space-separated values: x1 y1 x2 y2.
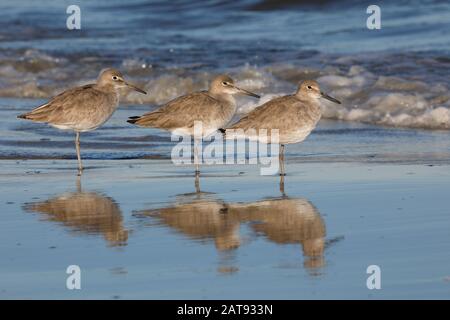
279 144 286 176
76 174 82 193
194 138 200 174
279 174 285 196
75 131 83 175
195 171 201 194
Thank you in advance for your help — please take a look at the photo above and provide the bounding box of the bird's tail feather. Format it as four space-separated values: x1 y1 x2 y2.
127 111 162 126
127 116 141 124
17 112 49 122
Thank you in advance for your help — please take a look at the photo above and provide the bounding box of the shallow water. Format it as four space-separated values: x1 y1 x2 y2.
1 160 450 299
3 97 450 163
1 0 450 129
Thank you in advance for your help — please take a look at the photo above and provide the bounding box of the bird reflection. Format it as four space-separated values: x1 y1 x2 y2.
137 174 239 252
229 197 326 270
23 177 128 246
134 174 333 273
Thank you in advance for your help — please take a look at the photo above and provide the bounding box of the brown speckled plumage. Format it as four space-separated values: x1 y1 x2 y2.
128 74 259 173
17 68 146 174
226 80 341 175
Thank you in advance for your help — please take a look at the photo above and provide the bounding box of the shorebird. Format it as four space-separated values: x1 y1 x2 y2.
127 75 260 173
226 80 341 175
17 68 146 175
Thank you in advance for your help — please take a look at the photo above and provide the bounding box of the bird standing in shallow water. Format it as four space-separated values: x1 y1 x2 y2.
226 80 341 176
127 75 260 174
17 68 147 175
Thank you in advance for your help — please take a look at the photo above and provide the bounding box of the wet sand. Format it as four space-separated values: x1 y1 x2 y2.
1 159 450 299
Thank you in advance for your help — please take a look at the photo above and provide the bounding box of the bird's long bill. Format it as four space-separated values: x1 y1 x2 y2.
126 82 147 94
234 85 260 98
321 91 341 104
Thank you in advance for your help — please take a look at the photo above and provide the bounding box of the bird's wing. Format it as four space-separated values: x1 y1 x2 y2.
18 84 109 125
129 92 222 129
229 95 300 131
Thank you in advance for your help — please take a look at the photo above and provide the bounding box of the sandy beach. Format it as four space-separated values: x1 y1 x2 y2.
1 158 449 299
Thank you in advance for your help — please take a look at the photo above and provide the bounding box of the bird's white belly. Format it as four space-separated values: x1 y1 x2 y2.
172 119 226 138
51 124 74 131
51 122 102 132
229 125 315 145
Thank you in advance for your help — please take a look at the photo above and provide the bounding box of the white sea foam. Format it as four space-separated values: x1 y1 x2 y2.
230 64 450 130
1 50 449 130
315 66 450 129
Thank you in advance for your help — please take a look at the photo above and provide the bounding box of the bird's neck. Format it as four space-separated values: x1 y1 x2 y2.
95 83 119 97
95 82 114 92
209 91 236 108
295 95 322 116
94 83 120 105
295 94 319 106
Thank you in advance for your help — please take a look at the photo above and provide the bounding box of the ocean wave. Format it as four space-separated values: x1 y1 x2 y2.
238 64 450 130
1 49 450 130
317 66 450 130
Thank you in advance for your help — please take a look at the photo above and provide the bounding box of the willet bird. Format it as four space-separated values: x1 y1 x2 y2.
17 68 146 175
127 75 260 173
226 80 341 175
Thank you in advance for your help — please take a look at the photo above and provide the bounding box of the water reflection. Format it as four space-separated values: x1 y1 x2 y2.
229 197 326 270
134 175 332 273
23 178 128 246
138 175 238 251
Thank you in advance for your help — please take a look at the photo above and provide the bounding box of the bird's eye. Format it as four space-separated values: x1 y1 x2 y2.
112 76 119 80
307 86 312 90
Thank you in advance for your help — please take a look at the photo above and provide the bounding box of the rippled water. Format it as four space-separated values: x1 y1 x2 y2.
1 0 450 130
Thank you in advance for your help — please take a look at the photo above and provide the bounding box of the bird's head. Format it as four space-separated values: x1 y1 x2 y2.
297 80 341 104
97 68 147 94
209 75 260 98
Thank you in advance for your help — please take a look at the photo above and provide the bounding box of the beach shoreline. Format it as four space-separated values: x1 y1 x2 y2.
1 159 449 299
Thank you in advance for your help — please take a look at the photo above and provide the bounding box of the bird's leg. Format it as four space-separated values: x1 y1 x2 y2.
194 138 201 174
75 131 83 176
279 174 285 196
279 144 286 176
76 174 82 193
195 170 201 194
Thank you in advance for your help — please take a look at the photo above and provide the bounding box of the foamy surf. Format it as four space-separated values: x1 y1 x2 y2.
1 48 450 130
238 65 450 130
